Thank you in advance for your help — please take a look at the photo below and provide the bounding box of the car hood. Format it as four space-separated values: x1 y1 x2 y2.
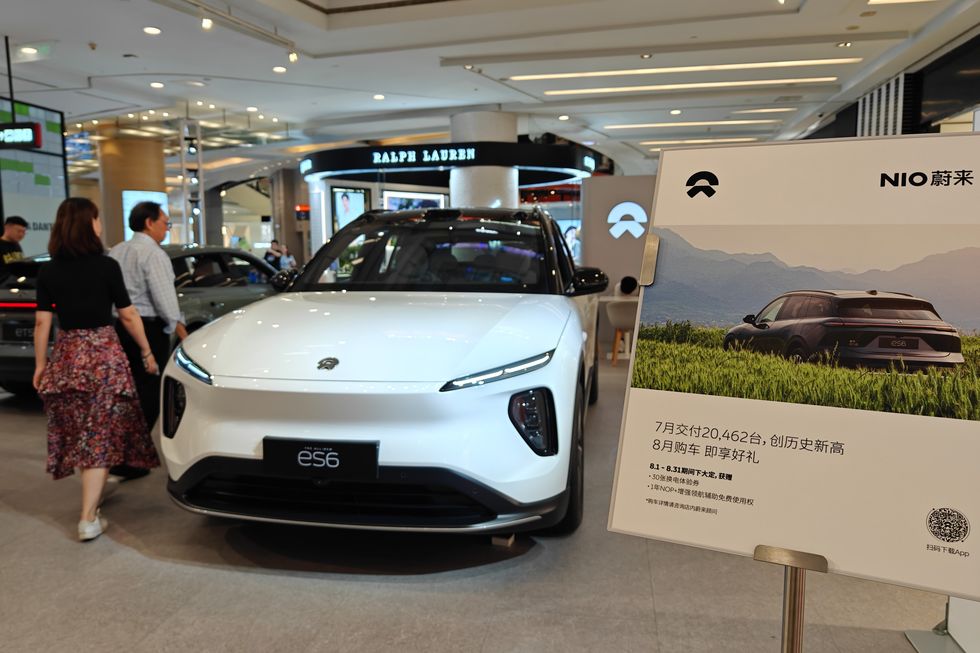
181 291 572 382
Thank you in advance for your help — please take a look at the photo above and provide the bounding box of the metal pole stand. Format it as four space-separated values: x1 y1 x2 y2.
754 545 829 653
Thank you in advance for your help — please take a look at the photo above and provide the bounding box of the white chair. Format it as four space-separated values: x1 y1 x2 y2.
606 298 639 366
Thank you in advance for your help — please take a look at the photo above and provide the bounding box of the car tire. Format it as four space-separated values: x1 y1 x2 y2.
723 337 733 351
0 381 37 397
588 353 599 407
543 384 584 535
787 344 808 364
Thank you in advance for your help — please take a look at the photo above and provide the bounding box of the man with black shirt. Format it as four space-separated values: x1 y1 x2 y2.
0 216 28 274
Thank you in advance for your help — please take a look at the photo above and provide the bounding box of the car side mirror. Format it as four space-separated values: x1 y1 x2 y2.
743 314 756 324
270 268 299 293
570 267 608 296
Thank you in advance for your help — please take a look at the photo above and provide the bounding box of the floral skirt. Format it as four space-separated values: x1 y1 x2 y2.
39 325 160 480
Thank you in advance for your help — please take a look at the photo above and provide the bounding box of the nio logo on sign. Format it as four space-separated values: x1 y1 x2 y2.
607 201 648 239
927 507 970 543
297 448 340 469
317 357 340 370
880 170 974 187
686 170 719 198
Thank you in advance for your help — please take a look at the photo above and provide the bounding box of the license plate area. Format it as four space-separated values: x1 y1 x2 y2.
2 322 35 342
262 438 379 480
879 336 919 350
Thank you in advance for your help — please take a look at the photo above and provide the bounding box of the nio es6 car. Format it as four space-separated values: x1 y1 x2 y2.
723 290 964 368
162 208 607 534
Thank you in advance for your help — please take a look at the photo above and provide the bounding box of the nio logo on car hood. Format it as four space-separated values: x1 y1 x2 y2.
317 357 340 370
607 201 648 239
686 170 719 198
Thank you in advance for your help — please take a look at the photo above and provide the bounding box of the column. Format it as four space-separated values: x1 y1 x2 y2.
95 129 166 247
449 111 519 208
203 187 223 246
270 168 304 263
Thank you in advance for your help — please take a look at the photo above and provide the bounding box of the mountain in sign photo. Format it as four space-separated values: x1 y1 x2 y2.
642 228 980 331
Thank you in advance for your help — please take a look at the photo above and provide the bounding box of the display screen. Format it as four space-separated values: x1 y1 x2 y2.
332 187 369 232
382 190 445 211
122 190 171 245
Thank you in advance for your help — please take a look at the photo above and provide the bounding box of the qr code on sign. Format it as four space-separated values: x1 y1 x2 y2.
927 507 970 543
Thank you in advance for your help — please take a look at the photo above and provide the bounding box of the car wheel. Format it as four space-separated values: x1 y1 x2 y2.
787 344 808 364
0 381 37 397
588 350 599 406
544 384 584 535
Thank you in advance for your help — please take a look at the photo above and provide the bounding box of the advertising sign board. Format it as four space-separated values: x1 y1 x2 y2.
609 133 980 601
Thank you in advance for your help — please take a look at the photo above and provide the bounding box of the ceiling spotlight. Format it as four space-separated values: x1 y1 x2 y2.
373 94 385 100
670 109 682 115
464 64 474 70
20 46 38 55
127 113 135 118
187 81 207 87
162 111 169 117
142 115 149 121
640 54 652 59
837 41 853 48
220 189 227 197
75 123 82 128
247 106 258 112
273 66 287 74
271 117 279 123
208 103 215 109
558 114 570 121
201 17 213 30
258 114 265 119
288 50 299 63
143 26 161 35
92 119 99 125
150 81 165 88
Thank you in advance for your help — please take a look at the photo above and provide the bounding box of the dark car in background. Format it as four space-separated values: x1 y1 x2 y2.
723 290 964 369
0 246 276 395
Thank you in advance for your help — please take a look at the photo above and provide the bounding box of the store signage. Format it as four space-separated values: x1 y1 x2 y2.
0 122 42 149
609 133 980 601
370 146 477 166
880 170 973 187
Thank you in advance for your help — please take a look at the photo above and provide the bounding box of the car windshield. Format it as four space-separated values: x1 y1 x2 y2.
0 258 44 290
294 213 550 293
837 298 941 320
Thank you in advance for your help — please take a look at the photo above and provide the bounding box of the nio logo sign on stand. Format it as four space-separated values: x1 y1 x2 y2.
686 171 719 198
607 201 648 239
317 357 339 370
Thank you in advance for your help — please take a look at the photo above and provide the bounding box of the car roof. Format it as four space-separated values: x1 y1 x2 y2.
781 289 928 301
349 207 549 226
162 244 260 257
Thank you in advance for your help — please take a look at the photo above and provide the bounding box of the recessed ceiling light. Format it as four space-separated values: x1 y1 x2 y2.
186 81 207 87
605 119 780 129
162 112 169 117
258 114 265 119
142 115 149 121
148 109 155 115
463 64 474 70
288 50 299 63
640 54 652 59
837 42 853 47
732 107 798 114
373 94 385 100
511 58 860 81
272 117 279 123
127 113 135 118
208 103 215 109
19 46 38 55
549 77 837 96
273 66 287 74
558 114 570 121
143 26 161 36
91 119 99 125
201 17 214 30
247 106 258 112
150 81 165 88
670 109 682 115
75 123 82 128
196 101 204 106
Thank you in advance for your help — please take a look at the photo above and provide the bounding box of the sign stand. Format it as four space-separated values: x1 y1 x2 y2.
753 545 829 653
906 602 966 653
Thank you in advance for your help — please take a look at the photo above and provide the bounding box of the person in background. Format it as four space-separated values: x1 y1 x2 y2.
108 201 187 481
0 215 28 274
264 239 282 269
279 244 296 270
33 198 160 541
564 225 582 265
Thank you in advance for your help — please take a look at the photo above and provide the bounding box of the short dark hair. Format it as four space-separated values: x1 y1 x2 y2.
128 201 162 233
271 239 279 244
4 216 27 228
49 198 104 259
341 193 350 200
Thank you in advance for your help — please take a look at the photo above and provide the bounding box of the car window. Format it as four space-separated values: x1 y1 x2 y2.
837 299 941 320
183 254 232 288
805 297 833 318
552 222 576 291
776 296 808 321
756 298 786 324
296 215 548 293
172 257 193 288
223 254 269 285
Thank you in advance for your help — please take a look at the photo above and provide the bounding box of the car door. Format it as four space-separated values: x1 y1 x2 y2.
552 221 599 374
767 295 809 355
748 297 787 353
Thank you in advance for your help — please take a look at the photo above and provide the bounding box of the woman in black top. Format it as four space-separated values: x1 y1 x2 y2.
33 198 161 542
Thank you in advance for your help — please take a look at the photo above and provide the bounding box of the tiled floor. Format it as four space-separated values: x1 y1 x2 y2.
0 361 946 652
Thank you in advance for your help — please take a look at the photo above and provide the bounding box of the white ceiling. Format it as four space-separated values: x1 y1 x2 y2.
4 0 979 182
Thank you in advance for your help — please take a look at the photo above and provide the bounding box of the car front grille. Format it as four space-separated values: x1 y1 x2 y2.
183 473 496 527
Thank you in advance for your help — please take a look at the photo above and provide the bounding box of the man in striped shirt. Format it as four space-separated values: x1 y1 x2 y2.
108 201 187 479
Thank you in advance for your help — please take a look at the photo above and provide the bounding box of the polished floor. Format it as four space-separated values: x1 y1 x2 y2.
0 361 946 652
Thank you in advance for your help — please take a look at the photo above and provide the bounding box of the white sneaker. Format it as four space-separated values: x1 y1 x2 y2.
78 510 108 542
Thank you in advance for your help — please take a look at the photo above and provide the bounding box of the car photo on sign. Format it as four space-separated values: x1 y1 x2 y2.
633 224 980 421
161 207 607 534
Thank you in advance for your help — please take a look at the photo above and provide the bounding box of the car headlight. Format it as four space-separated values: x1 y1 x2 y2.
440 350 554 392
174 346 213 385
